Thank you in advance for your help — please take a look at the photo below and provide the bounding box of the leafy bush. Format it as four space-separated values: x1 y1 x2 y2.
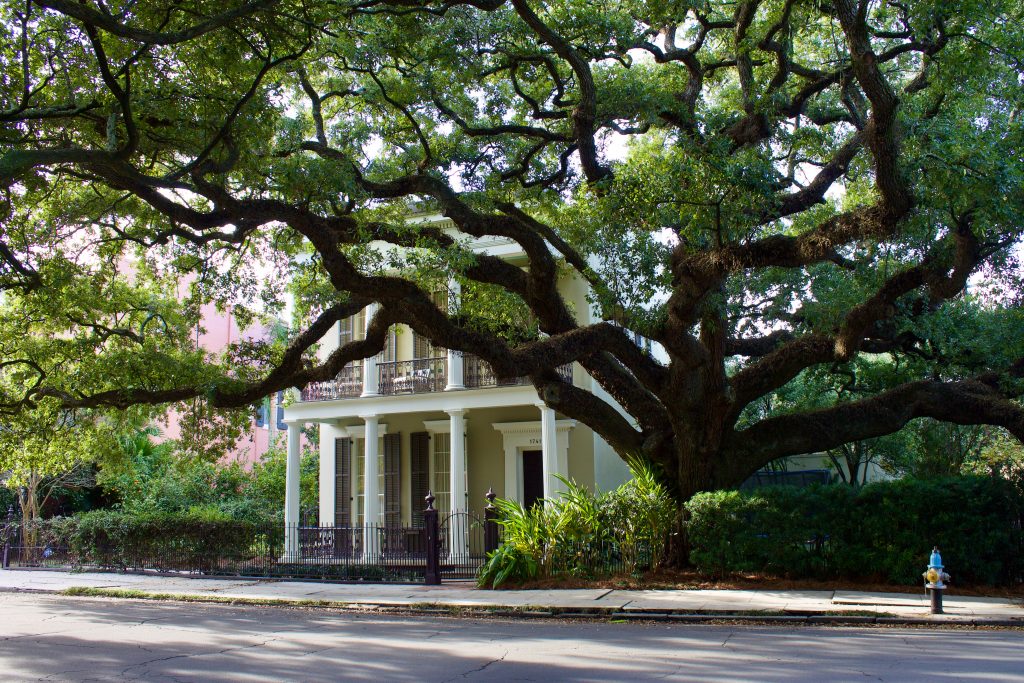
685 477 1024 586
99 430 318 523
35 509 283 573
478 544 540 588
478 458 679 587
0 487 16 517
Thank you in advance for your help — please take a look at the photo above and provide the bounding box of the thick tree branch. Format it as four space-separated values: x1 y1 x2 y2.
36 0 278 45
508 0 610 183
725 372 1024 471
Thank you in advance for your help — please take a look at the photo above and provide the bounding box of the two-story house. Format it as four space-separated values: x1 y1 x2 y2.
278 212 635 560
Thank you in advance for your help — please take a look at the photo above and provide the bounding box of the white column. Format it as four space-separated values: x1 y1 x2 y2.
503 444 519 503
539 404 560 501
284 421 302 560
361 303 380 397
318 423 337 527
447 409 467 511
557 432 569 483
446 409 468 558
361 414 380 560
445 279 464 390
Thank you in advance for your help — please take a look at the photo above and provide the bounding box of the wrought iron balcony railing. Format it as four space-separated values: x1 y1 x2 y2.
464 355 573 388
300 363 362 401
378 357 447 395
299 355 573 402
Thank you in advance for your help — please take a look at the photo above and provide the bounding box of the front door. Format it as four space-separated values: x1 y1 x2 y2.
522 450 543 509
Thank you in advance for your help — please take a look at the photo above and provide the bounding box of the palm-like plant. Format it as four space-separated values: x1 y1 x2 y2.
478 458 678 587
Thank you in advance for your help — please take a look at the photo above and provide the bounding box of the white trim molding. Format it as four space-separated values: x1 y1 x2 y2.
492 419 576 503
345 422 389 439
422 419 451 434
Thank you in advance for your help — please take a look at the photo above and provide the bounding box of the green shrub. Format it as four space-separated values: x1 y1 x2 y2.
98 431 316 523
684 477 1024 586
477 543 539 588
39 509 283 573
478 458 679 587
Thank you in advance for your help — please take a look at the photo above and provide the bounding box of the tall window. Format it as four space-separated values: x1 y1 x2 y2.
339 315 354 345
377 327 397 362
432 433 451 514
354 439 364 525
353 438 386 525
414 290 448 359
378 449 385 525
353 309 365 341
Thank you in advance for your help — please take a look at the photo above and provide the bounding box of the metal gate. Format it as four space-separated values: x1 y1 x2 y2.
439 511 488 580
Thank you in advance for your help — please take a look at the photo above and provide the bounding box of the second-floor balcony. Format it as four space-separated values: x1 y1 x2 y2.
379 356 448 395
300 355 572 402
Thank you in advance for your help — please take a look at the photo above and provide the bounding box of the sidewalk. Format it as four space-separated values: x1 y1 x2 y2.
1 569 1021 625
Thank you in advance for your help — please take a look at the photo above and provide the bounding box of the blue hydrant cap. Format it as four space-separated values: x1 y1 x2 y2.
929 547 943 569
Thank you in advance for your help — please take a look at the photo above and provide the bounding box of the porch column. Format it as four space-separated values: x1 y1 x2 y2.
361 303 380 397
318 422 338 527
361 414 380 560
447 409 467 511
538 404 561 500
447 408 469 558
445 279 464 390
284 420 302 560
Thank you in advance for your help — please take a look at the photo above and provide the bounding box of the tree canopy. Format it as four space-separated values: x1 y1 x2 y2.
1 0 1023 498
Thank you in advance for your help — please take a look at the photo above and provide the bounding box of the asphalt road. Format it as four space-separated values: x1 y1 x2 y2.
0 593 1020 682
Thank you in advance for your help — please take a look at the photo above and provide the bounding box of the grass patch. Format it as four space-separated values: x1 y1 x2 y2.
60 587 346 609
405 602 472 615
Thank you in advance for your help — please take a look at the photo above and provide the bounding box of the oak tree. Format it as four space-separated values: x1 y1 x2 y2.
1 0 1023 500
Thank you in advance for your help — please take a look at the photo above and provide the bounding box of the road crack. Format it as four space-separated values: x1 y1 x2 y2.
443 650 509 681
118 636 283 678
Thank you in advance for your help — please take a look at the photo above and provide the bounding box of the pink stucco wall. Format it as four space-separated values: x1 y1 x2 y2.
161 292 277 468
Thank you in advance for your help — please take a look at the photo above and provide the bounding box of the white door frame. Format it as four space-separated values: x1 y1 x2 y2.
492 420 575 502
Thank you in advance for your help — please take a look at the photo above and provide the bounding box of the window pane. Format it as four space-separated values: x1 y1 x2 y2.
433 433 451 514
354 439 364 525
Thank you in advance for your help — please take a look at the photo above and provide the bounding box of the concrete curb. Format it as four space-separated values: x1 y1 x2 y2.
21 585 1020 628
3 569 1021 628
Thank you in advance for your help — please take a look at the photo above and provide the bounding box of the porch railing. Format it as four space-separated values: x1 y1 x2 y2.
377 357 447 395
300 363 362 401
464 355 573 388
299 355 574 401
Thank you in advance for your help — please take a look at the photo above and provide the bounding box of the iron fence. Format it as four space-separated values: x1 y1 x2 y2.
539 537 661 578
1 506 502 584
439 511 489 579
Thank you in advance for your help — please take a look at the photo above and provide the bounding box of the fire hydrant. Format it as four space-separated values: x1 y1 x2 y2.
922 547 951 614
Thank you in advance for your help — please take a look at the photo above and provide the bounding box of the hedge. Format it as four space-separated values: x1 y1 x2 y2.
685 476 1024 585
27 509 283 573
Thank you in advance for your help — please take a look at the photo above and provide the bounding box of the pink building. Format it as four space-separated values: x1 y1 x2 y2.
160 298 281 467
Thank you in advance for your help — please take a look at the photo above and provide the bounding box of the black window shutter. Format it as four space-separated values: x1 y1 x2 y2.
335 438 352 527
275 391 286 430
383 433 401 528
410 431 430 527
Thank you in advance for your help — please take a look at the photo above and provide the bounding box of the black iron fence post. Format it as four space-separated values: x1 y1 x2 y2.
424 492 441 585
484 488 500 555
2 505 15 569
